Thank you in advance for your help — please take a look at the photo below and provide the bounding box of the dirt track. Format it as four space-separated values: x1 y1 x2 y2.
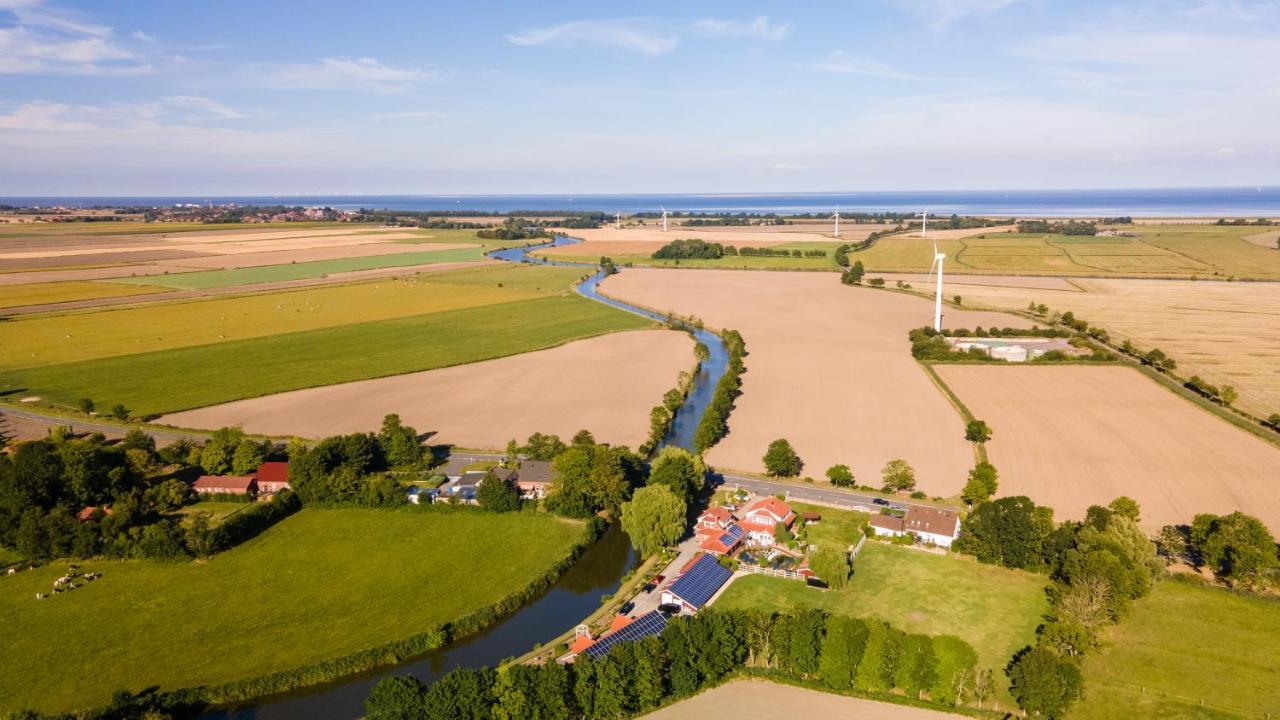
157 330 693 447
642 680 965 719
936 364 1280 536
601 269 1031 492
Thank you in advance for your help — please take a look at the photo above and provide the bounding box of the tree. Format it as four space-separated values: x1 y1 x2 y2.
522 432 567 461
763 439 802 477
961 462 999 506
378 414 423 467
1221 385 1238 406
895 634 938 698
825 464 854 488
546 444 630 518
808 543 851 589
1006 646 1084 719
367 675 425 719
880 459 916 493
199 427 247 475
954 496 1055 570
818 615 868 690
1191 511 1279 585
931 635 978 706
964 420 992 443
230 438 266 476
848 260 865 284
1268 412 1280 429
77 398 95 414
477 469 520 512
620 485 685 557
973 668 996 709
647 447 705 504
1107 496 1140 523
786 607 826 677
149 478 189 512
421 668 494 720
110 404 130 421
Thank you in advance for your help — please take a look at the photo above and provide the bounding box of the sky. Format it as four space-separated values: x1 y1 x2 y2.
0 0 1277 195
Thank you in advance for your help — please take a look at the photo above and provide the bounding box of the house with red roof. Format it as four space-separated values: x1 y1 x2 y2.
869 507 960 548
694 506 745 555
255 461 290 494
192 475 257 496
736 497 796 546
77 505 112 522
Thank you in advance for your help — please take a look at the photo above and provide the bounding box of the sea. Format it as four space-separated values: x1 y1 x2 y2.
4 187 1280 217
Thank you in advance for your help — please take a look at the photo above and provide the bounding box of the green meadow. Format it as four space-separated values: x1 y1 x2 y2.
0 509 585 715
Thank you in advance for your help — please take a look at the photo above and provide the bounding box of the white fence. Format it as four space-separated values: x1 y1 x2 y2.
740 563 807 581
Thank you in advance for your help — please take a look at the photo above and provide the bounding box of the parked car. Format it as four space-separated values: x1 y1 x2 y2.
642 582 657 593
619 601 635 614
653 574 666 584
658 603 682 615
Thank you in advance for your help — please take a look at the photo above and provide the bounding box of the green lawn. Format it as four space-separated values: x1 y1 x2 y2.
109 247 488 290
1073 579 1280 719
0 508 585 715
169 501 251 526
8 293 652 416
790 501 869 547
716 541 1049 676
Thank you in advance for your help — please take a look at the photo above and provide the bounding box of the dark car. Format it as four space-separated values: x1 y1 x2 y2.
872 498 890 506
619 601 635 615
653 574 666 584
642 582 657 593
658 603 683 615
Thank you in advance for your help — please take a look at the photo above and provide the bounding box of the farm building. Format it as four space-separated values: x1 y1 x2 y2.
192 475 257 496
564 611 669 662
515 460 553 499
406 486 439 505
661 554 733 613
869 506 960 547
946 337 1082 363
254 461 290 494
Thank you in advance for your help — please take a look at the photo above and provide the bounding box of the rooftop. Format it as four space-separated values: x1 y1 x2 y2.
667 554 732 609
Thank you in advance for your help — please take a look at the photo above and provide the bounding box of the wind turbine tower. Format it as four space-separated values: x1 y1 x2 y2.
927 239 946 331
832 205 841 238
916 210 930 238
616 211 622 230
660 206 669 232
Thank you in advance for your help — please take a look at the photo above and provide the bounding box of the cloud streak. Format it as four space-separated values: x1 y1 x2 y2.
260 56 438 93
505 18 679 56
799 51 918 80
0 0 152 74
691 16 790 41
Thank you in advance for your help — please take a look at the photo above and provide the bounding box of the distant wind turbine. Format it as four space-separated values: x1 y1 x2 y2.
831 205 841 238
616 211 622 230
916 210 930 238
926 238 946 331
660 206 669 232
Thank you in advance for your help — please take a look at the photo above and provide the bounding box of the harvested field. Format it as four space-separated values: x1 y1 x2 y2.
642 680 965 719
147 241 469 270
927 277 1280 418
899 224 1017 240
874 272 1080 292
1244 229 1280 248
562 225 884 246
0 281 165 309
935 365 1280 535
0 248 207 271
600 269 1031 491
159 329 693 446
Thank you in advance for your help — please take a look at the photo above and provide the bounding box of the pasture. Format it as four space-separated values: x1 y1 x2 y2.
716 541 1049 678
0 509 585 715
600 268 1031 491
935 365 1280 536
7 294 651 416
854 224 1280 280
1073 579 1280 719
0 280 166 309
159 329 694 447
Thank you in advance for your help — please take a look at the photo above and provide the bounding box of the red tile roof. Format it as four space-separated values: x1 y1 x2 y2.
77 505 112 522
193 475 257 493
569 635 595 655
902 507 960 537
869 514 905 532
256 461 289 484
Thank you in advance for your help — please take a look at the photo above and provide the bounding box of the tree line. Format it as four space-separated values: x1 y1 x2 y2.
691 329 746 453
364 607 983 719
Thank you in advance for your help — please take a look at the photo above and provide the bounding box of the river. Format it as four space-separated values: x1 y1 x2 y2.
203 235 728 718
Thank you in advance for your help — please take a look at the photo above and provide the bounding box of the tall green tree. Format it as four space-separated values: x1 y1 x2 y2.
825 464 854 488
818 615 868 690
477 469 520 512
809 543 852 589
955 495 1055 570
961 462 999 506
763 438 802 477
378 413 424 467
366 675 426 719
1007 646 1084 719
620 485 686 557
880 458 917 492
647 447 706 504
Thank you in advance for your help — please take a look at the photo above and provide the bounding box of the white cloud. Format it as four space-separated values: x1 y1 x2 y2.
692 16 790 41
505 19 679 56
799 51 918 80
0 95 245 131
0 0 151 74
891 0 1023 30
261 56 436 93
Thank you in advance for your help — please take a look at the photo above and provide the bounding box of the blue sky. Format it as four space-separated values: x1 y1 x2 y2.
0 0 1276 195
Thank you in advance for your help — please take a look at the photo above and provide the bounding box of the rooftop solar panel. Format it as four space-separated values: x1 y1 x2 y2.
582 611 668 659
716 524 744 547
667 554 732 609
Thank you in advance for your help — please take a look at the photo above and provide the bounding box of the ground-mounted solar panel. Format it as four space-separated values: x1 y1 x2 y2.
667 554 732 609
582 611 668 659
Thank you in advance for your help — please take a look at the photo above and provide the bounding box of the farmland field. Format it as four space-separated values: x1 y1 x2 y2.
108 246 488 289
0 509 586 715
600 268 1032 491
0 280 166 309
7 294 651 416
642 680 967 719
1074 579 1280 719
716 541 1049 682
854 225 1280 280
935 365 1280 536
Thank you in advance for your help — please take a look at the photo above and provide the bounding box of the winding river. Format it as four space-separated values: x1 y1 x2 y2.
204 236 729 719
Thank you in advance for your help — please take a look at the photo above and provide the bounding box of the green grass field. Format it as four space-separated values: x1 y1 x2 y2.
0 281 167 309
0 508 585 715
716 541 1049 675
109 246 488 290
1 264 591 367
790 501 869 547
169 501 250 526
854 225 1280 279
1073 579 1280 719
0 220 354 240
7 293 651 416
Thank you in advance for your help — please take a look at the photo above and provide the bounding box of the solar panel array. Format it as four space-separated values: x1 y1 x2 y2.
716 524 744 548
582 611 668 660
667 554 732 609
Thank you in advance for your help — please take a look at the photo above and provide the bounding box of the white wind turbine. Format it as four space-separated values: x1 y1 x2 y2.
831 205 841 238
660 206 669 232
926 238 946 331
615 211 622 230
916 209 930 238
